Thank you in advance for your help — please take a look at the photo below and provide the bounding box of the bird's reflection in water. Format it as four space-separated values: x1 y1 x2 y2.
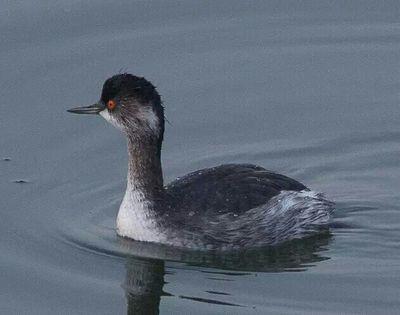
122 233 332 314
124 258 166 315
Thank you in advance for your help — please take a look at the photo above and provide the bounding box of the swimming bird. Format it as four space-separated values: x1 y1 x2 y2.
68 73 334 250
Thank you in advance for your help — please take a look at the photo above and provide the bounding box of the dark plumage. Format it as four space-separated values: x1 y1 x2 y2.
101 73 161 105
166 164 307 217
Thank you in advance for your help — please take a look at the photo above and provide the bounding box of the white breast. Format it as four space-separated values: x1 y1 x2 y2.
116 183 166 243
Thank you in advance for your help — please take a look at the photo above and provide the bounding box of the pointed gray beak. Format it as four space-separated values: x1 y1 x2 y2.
67 102 105 115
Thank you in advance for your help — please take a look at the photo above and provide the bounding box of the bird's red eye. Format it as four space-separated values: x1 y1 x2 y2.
107 100 116 110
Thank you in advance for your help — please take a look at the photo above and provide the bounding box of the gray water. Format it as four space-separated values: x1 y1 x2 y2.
1 1 399 314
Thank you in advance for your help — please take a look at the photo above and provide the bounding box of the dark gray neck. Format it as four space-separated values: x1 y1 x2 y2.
127 135 164 201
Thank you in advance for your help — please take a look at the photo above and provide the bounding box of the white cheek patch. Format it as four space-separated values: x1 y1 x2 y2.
100 109 124 132
100 106 160 135
137 107 159 134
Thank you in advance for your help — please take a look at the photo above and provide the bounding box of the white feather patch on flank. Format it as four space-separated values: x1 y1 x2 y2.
99 108 124 132
116 181 165 243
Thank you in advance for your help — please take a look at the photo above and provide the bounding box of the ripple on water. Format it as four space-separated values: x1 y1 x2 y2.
58 217 334 309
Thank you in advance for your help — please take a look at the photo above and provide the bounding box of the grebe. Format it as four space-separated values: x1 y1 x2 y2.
68 73 334 250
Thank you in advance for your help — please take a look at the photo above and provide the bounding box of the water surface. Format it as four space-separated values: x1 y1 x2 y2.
1 1 399 314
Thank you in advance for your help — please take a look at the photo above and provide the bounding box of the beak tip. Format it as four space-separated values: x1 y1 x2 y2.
66 103 104 115
66 108 80 114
